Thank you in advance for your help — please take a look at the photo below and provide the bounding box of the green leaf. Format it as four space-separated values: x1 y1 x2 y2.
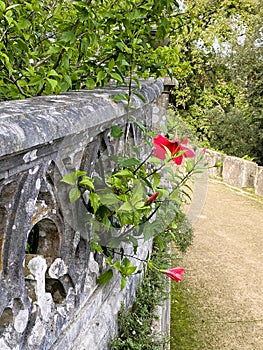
16 38 29 52
155 236 165 251
118 157 140 167
113 260 121 271
108 58 115 71
167 67 173 79
76 170 87 178
79 176 94 190
6 4 20 11
129 236 138 248
148 156 164 165
90 241 103 253
153 172 160 188
61 170 86 185
147 261 153 270
110 72 123 83
69 187 81 203
113 93 129 102
61 31 76 43
89 192 100 213
119 201 133 212
124 265 137 275
129 116 147 133
0 1 5 12
111 125 123 138
120 59 130 66
143 220 163 241
113 169 134 178
97 70 107 83
48 69 60 77
61 173 77 185
62 75 72 89
116 41 132 54
120 276 127 290
134 201 145 209
47 78 58 91
97 269 113 285
133 92 146 103
131 183 145 205
98 190 120 208
86 78 96 90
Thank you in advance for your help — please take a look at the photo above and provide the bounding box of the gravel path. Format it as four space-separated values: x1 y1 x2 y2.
181 180 263 349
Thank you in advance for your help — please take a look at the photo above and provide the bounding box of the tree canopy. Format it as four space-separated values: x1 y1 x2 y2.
0 0 184 101
1 0 263 163
170 0 263 164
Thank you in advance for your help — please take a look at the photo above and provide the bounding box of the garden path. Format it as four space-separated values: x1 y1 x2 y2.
181 179 263 349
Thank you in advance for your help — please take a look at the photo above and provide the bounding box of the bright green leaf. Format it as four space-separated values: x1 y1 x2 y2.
79 176 94 190
97 269 113 285
47 78 58 91
108 58 115 71
86 78 96 90
120 276 126 290
98 190 120 208
61 173 77 185
0 1 5 12
97 71 107 83
113 169 134 178
119 201 133 212
75 170 87 178
69 187 81 203
89 192 100 213
113 93 129 102
48 69 60 77
110 72 123 83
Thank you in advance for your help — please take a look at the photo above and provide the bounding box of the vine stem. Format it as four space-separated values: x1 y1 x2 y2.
107 248 160 273
108 248 148 263
133 153 152 174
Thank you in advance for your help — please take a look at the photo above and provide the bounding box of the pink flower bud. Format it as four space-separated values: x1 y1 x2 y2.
147 192 159 204
163 267 185 282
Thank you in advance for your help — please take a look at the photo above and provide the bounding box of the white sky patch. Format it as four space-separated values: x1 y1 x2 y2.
177 0 187 13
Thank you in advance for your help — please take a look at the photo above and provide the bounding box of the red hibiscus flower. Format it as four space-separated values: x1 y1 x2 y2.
153 134 195 165
163 267 185 282
146 192 159 204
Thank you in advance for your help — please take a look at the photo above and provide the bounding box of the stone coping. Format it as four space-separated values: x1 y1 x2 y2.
0 78 163 157
205 150 263 198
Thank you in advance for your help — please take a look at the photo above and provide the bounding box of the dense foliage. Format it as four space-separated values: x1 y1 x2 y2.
61 123 204 289
0 0 184 101
1 0 262 161
111 214 192 349
170 0 263 164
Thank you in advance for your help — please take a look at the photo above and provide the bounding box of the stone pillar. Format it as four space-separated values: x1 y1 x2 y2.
153 77 178 132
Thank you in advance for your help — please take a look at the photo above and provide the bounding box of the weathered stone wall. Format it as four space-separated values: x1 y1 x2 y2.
205 150 263 197
0 79 165 350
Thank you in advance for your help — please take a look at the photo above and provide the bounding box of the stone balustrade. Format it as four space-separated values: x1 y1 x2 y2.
1 76 262 350
0 79 165 350
205 150 263 197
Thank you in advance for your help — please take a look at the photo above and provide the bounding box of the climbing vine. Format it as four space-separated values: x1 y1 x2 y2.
62 119 207 289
